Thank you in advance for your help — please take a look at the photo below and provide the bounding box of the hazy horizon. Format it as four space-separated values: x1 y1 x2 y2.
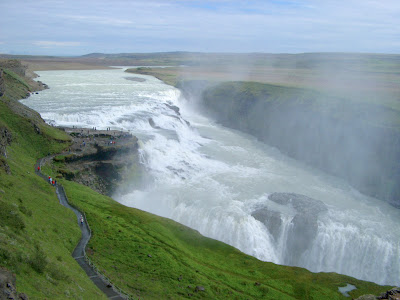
2 50 400 58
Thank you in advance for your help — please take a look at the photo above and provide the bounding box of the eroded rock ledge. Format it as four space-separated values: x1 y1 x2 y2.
54 127 141 196
0 267 29 300
252 192 327 266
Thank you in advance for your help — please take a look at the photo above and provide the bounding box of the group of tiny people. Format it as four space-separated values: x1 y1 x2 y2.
36 166 56 186
48 175 57 186
36 165 85 226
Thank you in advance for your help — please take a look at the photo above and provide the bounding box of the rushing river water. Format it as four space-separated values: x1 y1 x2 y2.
22 68 400 286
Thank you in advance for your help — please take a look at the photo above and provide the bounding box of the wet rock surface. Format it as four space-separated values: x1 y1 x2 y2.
0 70 4 97
124 76 146 82
0 268 29 300
268 192 327 215
0 126 12 174
0 126 12 158
252 192 327 265
252 208 282 241
165 103 180 115
148 118 161 129
355 287 400 300
55 127 140 196
378 287 400 299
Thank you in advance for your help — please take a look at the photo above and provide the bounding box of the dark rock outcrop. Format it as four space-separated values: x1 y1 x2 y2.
165 103 180 115
195 286 205 292
355 287 400 300
56 129 141 196
31 122 41 135
0 268 29 300
268 193 327 215
252 209 282 241
378 288 400 299
0 126 12 158
252 193 327 265
0 158 11 175
124 76 146 82
148 118 161 129
0 70 5 97
0 126 12 174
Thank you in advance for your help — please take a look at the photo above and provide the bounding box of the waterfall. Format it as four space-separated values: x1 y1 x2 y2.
22 68 400 286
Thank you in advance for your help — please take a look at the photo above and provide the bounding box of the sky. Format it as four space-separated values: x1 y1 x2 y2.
0 0 399 56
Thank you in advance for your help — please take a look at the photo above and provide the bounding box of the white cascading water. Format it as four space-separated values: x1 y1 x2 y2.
22 68 400 286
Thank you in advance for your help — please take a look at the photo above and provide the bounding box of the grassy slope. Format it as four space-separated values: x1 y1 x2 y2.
0 63 390 299
205 81 400 128
0 70 108 299
60 180 388 300
128 66 400 131
126 52 400 113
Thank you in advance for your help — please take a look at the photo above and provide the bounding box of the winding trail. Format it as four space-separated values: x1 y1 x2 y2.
35 157 128 300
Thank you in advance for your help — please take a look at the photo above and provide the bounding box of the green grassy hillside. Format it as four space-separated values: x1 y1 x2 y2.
0 63 390 299
0 67 108 299
60 180 388 299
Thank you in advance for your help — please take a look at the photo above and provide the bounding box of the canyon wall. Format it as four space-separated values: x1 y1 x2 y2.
180 80 400 207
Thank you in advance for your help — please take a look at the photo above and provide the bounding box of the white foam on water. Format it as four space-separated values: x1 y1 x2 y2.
22 68 400 286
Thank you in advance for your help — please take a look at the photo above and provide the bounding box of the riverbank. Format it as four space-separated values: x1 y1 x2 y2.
24 60 115 72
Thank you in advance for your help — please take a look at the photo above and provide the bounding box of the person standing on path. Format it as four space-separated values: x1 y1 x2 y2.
80 215 84 224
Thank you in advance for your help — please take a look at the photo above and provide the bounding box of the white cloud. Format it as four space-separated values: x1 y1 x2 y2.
33 41 81 47
60 14 134 26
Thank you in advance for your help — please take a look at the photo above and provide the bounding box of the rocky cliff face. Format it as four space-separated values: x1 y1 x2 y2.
0 59 26 77
0 70 5 97
252 193 327 266
0 268 28 300
0 126 12 174
54 128 141 196
180 80 400 207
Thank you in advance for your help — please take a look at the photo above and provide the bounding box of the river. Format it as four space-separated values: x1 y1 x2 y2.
21 68 400 286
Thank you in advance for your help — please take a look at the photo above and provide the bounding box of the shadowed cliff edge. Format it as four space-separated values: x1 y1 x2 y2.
51 127 140 196
196 81 400 208
131 65 400 208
